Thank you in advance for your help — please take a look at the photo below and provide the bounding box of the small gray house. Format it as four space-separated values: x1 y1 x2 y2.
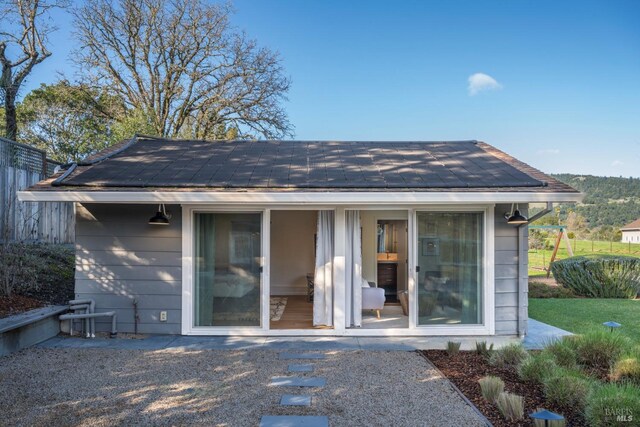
19 136 581 337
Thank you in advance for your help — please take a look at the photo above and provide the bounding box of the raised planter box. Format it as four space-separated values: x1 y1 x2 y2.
0 305 68 357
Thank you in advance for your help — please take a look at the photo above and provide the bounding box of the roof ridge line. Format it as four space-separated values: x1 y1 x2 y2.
77 134 140 166
52 135 140 187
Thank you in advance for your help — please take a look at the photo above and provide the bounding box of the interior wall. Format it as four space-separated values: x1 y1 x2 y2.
270 210 317 295
360 210 408 289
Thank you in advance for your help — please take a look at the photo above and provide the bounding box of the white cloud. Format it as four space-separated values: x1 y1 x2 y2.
537 149 560 155
611 160 624 167
468 73 502 96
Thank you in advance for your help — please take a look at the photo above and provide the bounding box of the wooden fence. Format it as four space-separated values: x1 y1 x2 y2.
0 137 74 243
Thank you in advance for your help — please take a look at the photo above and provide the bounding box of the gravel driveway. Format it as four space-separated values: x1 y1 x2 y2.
0 348 485 427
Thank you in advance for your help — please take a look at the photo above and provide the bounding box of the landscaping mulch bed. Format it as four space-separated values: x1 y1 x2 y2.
422 350 583 427
0 294 45 318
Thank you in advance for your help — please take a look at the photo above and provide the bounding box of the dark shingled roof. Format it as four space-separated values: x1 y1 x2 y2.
41 136 578 193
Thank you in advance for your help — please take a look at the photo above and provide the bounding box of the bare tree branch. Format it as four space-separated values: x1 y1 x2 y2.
0 0 67 140
72 0 293 140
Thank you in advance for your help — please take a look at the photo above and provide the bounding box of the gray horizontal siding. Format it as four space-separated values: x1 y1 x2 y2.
75 203 182 334
493 204 527 336
76 236 181 252
76 266 181 281
76 250 181 267
76 279 181 296
74 202 526 337
495 320 518 334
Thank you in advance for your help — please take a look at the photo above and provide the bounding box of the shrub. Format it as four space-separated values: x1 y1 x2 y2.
0 242 74 301
611 357 640 385
475 341 494 359
478 375 504 403
529 281 576 298
446 341 461 356
544 338 579 369
489 343 529 369
550 255 640 298
543 370 592 413
496 392 524 422
573 330 631 371
585 383 640 427
518 352 558 384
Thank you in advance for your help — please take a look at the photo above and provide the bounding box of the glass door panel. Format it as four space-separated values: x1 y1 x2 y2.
417 212 483 325
194 212 262 327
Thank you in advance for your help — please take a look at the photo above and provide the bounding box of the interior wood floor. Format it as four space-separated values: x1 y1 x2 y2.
270 295 407 330
270 295 332 330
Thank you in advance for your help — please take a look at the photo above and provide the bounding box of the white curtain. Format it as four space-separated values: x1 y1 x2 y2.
313 210 334 327
345 210 363 327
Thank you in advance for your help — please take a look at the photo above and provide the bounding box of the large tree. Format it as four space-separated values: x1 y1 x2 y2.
0 0 66 140
17 81 130 163
73 0 293 140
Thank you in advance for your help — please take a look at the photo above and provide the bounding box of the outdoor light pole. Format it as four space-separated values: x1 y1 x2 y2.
603 321 622 332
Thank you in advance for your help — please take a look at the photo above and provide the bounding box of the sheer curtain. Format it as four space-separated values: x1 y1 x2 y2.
195 214 216 326
345 210 363 327
313 210 334 327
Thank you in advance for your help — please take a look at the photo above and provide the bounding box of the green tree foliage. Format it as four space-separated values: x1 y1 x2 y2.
565 211 589 239
552 174 640 228
15 81 126 163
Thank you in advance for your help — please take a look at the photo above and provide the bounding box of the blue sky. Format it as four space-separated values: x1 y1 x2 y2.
22 0 640 177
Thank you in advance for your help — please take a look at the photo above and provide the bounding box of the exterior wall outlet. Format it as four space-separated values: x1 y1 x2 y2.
160 311 167 322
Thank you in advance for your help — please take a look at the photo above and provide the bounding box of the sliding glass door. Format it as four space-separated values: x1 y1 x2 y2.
416 212 483 325
194 212 262 327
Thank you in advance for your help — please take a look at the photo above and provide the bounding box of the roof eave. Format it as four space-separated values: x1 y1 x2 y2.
18 189 584 204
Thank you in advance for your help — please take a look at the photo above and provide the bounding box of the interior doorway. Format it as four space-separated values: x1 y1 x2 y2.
269 210 333 330
360 211 409 329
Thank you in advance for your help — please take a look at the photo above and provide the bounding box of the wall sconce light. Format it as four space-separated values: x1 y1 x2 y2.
504 203 528 225
149 204 171 225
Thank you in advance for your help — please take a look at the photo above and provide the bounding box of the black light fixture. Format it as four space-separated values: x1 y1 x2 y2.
149 204 170 225
504 203 528 225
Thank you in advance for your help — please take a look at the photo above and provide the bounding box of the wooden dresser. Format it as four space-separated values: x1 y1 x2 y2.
377 262 398 302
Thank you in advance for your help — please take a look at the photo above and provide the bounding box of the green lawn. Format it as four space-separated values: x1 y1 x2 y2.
529 298 640 345
528 239 640 277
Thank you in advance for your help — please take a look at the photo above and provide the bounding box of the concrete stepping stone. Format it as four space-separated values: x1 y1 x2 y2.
288 363 314 373
271 376 326 387
279 352 326 360
260 416 328 427
280 394 312 406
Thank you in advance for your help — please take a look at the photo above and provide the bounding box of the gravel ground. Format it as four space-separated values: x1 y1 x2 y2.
0 348 485 427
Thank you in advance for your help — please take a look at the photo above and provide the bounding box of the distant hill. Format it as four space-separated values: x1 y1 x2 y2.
551 174 640 228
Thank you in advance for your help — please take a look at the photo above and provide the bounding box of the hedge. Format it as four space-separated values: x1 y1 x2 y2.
550 255 640 298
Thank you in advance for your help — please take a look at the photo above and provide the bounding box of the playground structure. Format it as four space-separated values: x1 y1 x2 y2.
529 225 574 278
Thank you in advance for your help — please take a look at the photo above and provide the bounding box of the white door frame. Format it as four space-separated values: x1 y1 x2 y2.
410 205 495 336
181 203 495 336
181 205 269 335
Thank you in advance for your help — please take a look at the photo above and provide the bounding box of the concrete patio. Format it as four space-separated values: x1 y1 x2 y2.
38 333 521 351
37 318 570 352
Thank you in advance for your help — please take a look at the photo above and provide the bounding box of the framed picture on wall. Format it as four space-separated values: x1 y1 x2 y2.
230 230 254 265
